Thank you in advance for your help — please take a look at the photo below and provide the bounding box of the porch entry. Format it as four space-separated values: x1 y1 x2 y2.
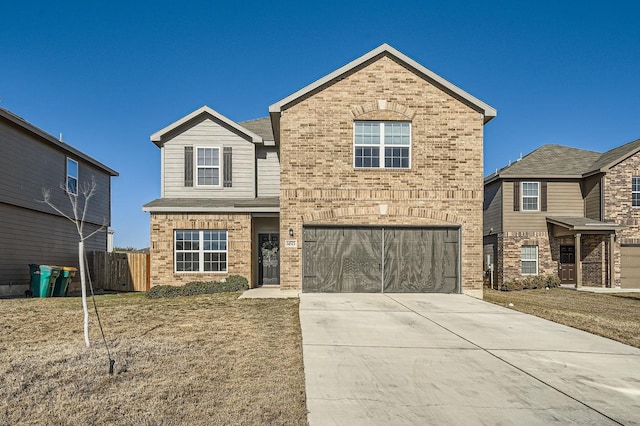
559 245 576 285
258 233 279 285
302 226 460 293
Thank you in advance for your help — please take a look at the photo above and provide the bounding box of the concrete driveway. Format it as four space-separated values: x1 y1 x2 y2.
299 293 640 425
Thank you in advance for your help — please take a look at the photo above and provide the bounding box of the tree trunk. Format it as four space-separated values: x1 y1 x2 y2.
79 241 90 347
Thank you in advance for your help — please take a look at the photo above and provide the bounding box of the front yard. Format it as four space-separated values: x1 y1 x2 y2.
484 288 640 348
0 293 307 425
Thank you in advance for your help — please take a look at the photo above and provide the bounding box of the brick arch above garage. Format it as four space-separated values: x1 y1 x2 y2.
302 205 462 226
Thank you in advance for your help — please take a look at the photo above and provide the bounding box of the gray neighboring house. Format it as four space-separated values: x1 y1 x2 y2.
0 108 118 296
484 139 640 289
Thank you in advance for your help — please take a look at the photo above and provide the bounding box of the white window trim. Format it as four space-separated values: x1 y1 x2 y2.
195 146 222 187
521 245 539 276
174 230 228 273
521 181 540 211
66 157 78 195
353 121 412 169
632 176 640 208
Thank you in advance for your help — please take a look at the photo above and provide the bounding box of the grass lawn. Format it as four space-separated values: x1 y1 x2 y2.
484 288 640 349
0 292 307 425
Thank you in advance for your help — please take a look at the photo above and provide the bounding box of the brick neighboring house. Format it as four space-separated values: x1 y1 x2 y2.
484 139 640 289
144 43 497 297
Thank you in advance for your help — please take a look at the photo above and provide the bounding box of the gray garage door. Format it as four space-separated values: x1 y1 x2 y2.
302 226 459 293
621 245 640 289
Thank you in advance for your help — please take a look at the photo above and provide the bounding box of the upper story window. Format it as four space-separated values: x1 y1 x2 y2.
354 121 411 169
196 147 220 186
521 182 539 211
66 158 78 195
633 177 640 207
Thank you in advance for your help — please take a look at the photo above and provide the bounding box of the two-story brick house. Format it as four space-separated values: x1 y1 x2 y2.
0 107 118 296
484 139 640 289
144 44 496 296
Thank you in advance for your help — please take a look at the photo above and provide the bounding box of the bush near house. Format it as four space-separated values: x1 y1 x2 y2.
500 274 561 291
147 275 249 298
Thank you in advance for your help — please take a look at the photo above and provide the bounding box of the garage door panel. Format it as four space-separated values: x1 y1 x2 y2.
621 246 640 289
303 228 381 292
303 226 459 293
383 228 459 293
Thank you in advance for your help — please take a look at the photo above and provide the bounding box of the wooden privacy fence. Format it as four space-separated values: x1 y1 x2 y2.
89 251 150 292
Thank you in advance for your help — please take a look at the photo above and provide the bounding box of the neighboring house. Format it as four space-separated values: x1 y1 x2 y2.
484 140 640 289
144 43 496 296
0 107 118 296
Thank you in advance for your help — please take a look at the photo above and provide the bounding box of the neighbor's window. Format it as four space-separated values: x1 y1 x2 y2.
633 177 640 207
175 230 227 272
66 157 78 195
521 182 539 211
521 245 538 275
354 121 410 169
196 147 220 186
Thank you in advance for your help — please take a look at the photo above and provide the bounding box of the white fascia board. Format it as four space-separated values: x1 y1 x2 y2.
150 105 263 144
142 206 280 213
268 43 497 122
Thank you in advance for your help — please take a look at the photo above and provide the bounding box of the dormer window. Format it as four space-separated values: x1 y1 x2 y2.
354 121 411 169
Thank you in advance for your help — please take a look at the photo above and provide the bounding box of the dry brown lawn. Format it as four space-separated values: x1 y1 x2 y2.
484 288 640 348
0 292 307 425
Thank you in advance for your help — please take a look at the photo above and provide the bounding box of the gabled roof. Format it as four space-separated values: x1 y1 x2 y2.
585 138 640 176
268 43 497 144
150 105 263 147
0 107 118 176
547 216 623 232
239 117 274 143
485 145 600 183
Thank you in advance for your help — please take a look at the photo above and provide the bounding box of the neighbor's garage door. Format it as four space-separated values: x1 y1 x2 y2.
621 245 640 289
302 227 459 293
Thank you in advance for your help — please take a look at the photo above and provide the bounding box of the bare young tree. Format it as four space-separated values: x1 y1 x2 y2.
41 176 106 347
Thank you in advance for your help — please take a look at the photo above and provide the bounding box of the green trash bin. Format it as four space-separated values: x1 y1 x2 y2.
28 265 60 298
53 267 77 297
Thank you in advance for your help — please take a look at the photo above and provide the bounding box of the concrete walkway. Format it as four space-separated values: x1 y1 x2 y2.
299 293 640 425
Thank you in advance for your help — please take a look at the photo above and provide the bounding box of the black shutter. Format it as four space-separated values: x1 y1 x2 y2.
223 146 232 187
540 181 547 211
513 181 520 211
184 146 193 187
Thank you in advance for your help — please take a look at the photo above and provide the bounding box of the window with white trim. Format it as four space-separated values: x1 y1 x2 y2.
175 230 227 272
354 121 410 169
196 147 220 186
632 177 640 207
521 245 538 275
521 182 539 211
66 157 78 195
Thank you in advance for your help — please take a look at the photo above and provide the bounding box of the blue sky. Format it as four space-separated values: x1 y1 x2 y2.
2 1 638 248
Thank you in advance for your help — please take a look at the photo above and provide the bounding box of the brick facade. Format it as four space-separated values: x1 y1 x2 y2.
604 152 640 286
492 232 609 287
278 55 485 296
149 212 252 287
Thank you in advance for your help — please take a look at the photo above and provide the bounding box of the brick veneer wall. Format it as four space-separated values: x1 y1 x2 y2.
149 212 252 287
278 55 485 296
604 152 640 287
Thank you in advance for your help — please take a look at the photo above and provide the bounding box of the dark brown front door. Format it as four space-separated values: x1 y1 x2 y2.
258 233 279 285
559 245 576 284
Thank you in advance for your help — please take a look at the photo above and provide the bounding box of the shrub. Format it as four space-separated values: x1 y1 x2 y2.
146 275 249 299
500 274 560 291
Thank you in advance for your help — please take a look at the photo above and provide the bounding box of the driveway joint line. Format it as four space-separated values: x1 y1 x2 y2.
384 294 625 426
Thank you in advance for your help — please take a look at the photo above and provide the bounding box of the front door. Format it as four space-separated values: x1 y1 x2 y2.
559 245 576 284
258 233 279 285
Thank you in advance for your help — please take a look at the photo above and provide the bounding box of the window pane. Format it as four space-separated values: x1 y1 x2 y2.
354 122 380 145
355 147 379 168
522 182 539 196
521 246 538 275
384 147 409 168
67 158 78 177
197 168 219 185
384 122 410 145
